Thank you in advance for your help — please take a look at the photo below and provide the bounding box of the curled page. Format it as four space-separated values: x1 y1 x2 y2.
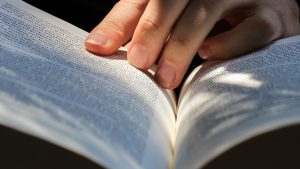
0 0 175 169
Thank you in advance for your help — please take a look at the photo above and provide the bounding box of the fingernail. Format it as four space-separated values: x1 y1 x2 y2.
85 31 108 46
128 44 149 69
156 60 176 88
199 45 210 59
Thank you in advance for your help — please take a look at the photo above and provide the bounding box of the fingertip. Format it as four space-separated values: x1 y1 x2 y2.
128 44 151 70
84 31 119 56
198 44 211 60
198 39 227 60
155 60 179 89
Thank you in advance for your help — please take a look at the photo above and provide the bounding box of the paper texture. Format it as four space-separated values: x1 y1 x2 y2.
175 35 300 169
0 1 175 169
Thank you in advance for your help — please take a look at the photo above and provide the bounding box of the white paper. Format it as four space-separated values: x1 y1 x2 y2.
0 1 175 169
175 35 300 169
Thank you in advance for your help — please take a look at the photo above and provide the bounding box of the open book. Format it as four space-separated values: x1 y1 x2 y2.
1 0 300 169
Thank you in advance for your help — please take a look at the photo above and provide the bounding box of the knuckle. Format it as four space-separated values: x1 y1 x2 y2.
191 9 208 27
118 0 148 13
172 35 192 48
198 0 225 15
188 0 222 27
140 18 162 32
200 0 219 10
256 12 279 39
101 19 125 37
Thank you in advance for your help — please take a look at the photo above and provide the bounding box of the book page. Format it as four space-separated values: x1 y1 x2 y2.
0 1 175 169
174 35 300 169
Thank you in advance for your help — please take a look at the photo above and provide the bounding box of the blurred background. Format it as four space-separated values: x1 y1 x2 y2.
24 0 117 32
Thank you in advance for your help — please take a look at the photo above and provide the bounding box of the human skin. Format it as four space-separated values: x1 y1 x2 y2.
85 0 300 89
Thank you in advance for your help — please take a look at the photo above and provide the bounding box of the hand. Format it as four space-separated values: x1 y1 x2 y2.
85 0 300 89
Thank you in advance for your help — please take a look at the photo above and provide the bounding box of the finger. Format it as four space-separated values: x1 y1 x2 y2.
127 0 189 69
199 9 282 60
155 0 227 89
124 41 132 48
85 0 148 55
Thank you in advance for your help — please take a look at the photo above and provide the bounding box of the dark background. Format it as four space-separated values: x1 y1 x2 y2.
23 0 300 32
1 123 300 169
24 0 118 32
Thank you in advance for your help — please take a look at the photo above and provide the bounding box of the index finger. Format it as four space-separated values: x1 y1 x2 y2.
85 0 149 55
